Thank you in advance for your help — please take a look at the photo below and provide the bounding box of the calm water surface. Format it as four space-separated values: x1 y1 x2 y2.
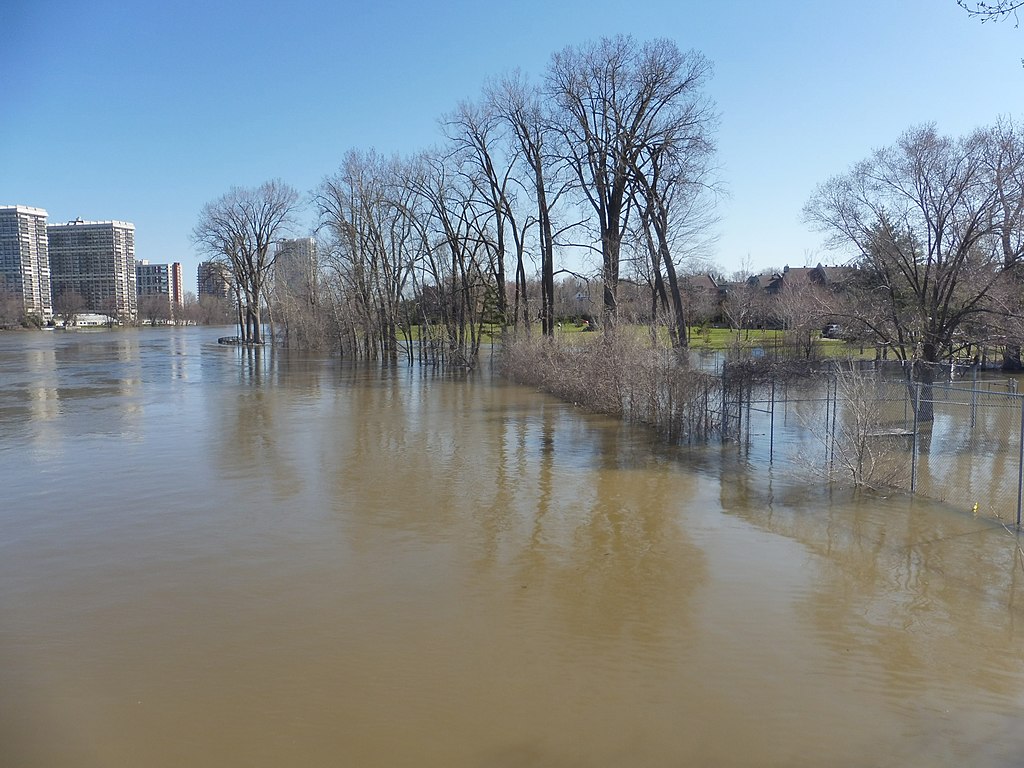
2 326 1024 767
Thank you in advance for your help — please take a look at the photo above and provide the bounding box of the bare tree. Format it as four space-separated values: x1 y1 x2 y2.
193 180 300 344
443 98 522 331
0 280 24 328
547 36 715 331
180 291 197 325
628 58 719 347
138 294 172 325
680 273 722 333
989 118 1024 367
772 283 829 359
53 289 87 327
801 365 911 490
191 294 233 326
805 123 1024 418
317 151 421 359
404 150 492 366
720 279 768 339
490 73 569 337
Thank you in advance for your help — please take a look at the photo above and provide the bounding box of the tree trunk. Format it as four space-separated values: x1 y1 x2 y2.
1003 344 1022 371
912 355 936 422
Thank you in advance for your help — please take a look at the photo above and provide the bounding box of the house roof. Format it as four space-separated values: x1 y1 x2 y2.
683 273 720 292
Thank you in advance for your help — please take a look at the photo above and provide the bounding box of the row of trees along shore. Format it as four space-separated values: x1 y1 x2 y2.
193 35 1024 421
193 36 720 362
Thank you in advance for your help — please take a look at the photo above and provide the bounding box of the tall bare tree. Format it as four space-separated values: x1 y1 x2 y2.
443 99 521 330
138 294 172 326
53 289 87 328
0 282 23 328
628 57 719 348
805 123 1024 416
193 180 300 344
989 118 1024 367
317 151 421 359
547 36 715 331
490 73 568 336
404 150 492 366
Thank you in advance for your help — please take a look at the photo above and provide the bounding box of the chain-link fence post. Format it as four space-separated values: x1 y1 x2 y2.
1017 393 1024 528
911 381 919 495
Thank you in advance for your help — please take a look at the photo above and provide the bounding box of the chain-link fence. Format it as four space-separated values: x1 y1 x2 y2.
722 365 1024 526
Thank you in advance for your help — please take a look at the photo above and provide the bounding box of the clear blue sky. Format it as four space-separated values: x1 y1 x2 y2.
2 0 1021 294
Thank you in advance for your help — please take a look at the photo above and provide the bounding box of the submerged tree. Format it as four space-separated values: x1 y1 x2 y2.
404 150 494 366
193 180 300 344
443 98 521 332
316 151 420 359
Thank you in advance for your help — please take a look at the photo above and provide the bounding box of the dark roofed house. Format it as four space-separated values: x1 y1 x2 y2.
763 263 856 294
682 273 722 295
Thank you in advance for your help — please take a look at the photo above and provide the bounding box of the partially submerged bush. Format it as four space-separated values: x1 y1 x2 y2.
500 333 721 442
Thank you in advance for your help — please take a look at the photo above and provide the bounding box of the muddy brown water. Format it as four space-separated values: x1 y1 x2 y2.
2 327 1024 767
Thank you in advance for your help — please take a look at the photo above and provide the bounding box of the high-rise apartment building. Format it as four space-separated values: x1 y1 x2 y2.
136 260 184 308
48 219 137 320
0 205 52 321
135 259 185 319
274 237 318 308
274 237 317 299
169 261 183 308
136 260 169 297
197 261 233 301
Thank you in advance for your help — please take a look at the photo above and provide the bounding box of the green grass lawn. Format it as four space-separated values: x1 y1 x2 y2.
573 323 875 359
403 321 875 359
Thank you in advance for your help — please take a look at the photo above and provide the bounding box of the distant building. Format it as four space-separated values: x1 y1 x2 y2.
197 260 233 301
136 260 184 321
48 219 137 320
136 260 170 298
758 264 856 295
274 237 317 303
0 205 52 321
169 262 183 307
136 260 184 308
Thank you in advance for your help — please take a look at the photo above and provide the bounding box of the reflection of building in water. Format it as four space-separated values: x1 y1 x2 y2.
48 219 137 321
198 260 233 300
274 238 318 304
0 205 52 322
25 346 59 426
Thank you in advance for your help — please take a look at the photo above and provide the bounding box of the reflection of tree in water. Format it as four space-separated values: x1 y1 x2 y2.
327 367 533 548
496 408 708 653
721 469 1024 722
325 368 708 652
218 347 303 501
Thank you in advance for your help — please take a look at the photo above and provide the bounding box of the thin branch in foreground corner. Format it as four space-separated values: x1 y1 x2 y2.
957 0 1024 25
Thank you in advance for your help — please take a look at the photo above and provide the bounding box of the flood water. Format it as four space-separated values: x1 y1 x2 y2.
3 326 1024 767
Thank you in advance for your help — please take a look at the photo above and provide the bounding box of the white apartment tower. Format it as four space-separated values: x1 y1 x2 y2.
0 205 52 321
48 219 137 320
